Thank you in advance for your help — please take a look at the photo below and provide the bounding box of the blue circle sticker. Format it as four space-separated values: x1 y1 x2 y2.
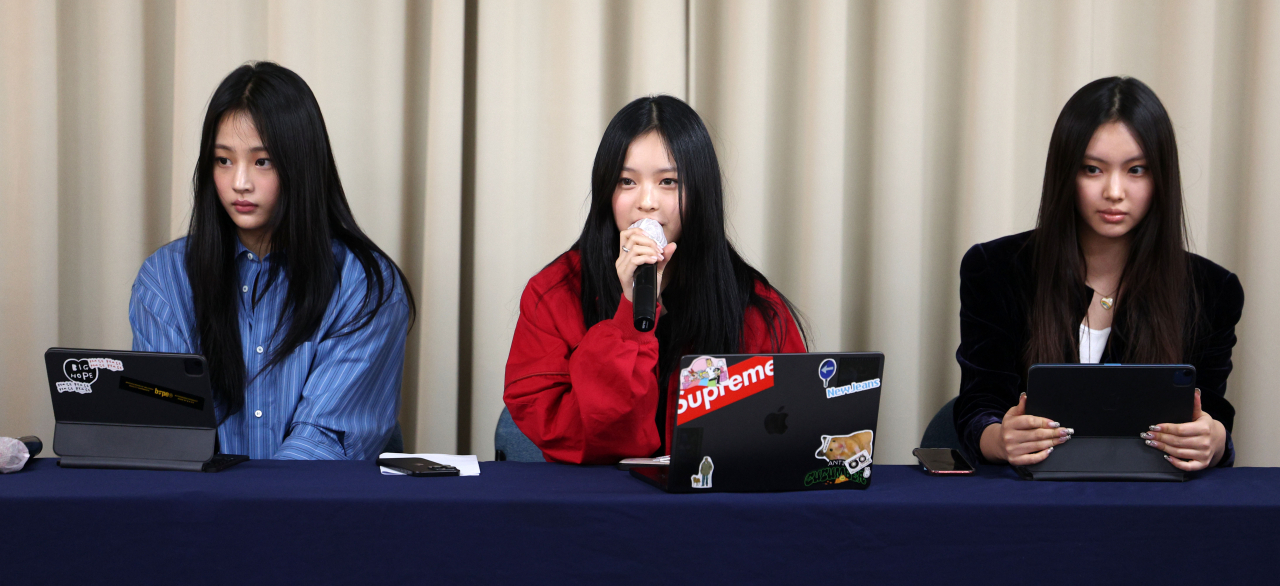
818 358 837 387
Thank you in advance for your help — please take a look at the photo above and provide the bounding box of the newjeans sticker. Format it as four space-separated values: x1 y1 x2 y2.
823 377 881 399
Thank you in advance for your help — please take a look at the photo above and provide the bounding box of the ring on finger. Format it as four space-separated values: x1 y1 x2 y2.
622 246 630 253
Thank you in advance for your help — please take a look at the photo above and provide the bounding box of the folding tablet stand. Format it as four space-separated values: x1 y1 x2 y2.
1019 437 1186 482
55 422 244 472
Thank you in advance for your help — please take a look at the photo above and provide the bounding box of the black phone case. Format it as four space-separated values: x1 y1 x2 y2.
912 448 975 474
377 458 460 477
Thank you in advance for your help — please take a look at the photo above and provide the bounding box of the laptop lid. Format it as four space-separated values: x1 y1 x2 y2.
46 348 220 465
635 352 883 493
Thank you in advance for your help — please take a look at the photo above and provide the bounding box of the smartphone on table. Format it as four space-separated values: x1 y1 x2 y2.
912 448 975 475
377 457 460 477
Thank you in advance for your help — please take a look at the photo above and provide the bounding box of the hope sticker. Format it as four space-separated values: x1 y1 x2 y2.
55 357 124 394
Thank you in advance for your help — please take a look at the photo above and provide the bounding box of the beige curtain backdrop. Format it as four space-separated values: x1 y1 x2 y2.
1 0 1276 465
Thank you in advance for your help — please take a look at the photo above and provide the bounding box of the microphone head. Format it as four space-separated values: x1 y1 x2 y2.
0 437 31 474
628 218 668 250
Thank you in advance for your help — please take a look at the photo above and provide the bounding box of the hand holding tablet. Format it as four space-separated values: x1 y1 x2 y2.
1142 389 1228 471
981 392 1074 466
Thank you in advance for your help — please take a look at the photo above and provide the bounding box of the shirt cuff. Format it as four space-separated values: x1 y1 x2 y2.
610 294 659 342
967 413 1002 465
275 423 348 460
1218 431 1236 468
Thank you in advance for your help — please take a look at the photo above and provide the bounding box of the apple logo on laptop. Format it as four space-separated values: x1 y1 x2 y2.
764 406 788 434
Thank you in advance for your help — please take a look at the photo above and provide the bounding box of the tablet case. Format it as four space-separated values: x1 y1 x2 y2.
1022 364 1196 482
46 348 246 472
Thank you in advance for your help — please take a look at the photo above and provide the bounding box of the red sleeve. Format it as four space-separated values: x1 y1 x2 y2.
503 261 663 464
741 283 808 354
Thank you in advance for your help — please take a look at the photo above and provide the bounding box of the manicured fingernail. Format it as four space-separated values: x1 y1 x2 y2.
1145 440 1156 447
1149 425 1161 432
1046 446 1054 453
1058 435 1070 443
1049 421 1061 428
1065 428 1074 435
1163 455 1172 461
1140 432 1152 440
1020 392 1027 399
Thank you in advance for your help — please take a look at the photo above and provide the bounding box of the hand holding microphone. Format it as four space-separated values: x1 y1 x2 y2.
616 218 676 331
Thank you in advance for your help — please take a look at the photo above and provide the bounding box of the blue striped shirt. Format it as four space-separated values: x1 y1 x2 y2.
128 238 410 460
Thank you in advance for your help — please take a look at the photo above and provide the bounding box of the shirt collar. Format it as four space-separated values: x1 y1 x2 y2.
240 239 290 264
235 240 258 262
235 239 280 263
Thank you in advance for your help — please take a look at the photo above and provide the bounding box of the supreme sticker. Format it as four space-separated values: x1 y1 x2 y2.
118 376 205 410
677 355 775 425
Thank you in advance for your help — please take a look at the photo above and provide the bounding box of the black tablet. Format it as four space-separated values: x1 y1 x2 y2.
1025 364 1195 435
1023 364 1196 481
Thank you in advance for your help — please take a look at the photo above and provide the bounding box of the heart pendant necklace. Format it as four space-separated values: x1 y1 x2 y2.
1089 281 1118 310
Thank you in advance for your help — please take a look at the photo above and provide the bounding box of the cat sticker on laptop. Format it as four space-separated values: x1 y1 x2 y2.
815 430 874 478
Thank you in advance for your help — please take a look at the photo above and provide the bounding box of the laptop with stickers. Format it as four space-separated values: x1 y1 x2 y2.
631 352 883 493
45 348 247 472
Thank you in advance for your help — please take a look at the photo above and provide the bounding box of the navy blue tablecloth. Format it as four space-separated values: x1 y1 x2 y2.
1 459 1276 584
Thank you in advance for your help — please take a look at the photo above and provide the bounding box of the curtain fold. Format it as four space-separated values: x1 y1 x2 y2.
1 0 1275 465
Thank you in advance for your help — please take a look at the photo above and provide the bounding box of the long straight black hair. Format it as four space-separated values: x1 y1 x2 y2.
187 62 415 417
1026 76 1191 368
573 95 805 384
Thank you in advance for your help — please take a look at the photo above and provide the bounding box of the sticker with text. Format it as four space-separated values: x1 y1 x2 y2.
55 357 124 394
690 456 714 489
118 376 205 410
678 356 774 425
803 464 868 487
823 376 880 399
815 430 874 478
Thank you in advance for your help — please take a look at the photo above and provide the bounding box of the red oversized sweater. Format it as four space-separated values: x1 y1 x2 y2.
503 251 806 464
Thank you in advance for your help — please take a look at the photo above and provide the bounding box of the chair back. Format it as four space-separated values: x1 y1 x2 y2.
494 407 544 462
919 397 964 452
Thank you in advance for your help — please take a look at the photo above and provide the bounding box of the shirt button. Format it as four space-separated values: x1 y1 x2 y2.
248 253 255 260
254 410 263 418
256 346 264 354
242 285 249 292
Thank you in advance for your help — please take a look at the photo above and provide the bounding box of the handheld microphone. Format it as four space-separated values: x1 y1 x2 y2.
629 219 668 332
19 436 42 458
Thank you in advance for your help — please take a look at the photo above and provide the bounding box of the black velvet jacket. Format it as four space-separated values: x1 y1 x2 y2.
953 230 1245 465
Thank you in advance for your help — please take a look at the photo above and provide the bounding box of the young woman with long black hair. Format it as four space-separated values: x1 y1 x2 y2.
129 62 415 460
504 96 807 464
954 77 1244 470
